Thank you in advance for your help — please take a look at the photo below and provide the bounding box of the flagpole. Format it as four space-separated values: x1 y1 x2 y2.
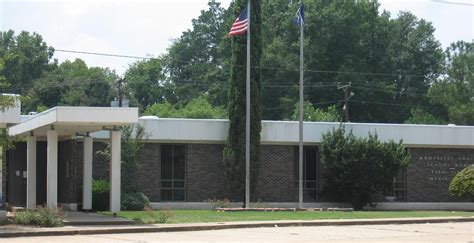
298 1 304 209
245 0 251 208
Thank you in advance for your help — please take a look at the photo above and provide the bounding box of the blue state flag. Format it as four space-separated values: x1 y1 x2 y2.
294 4 305 26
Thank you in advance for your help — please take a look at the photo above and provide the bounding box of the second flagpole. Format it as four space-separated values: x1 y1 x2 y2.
245 0 251 208
298 1 304 209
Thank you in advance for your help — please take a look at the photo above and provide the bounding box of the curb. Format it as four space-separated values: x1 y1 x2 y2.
1 217 474 238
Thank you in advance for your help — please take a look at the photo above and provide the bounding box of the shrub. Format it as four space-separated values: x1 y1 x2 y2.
449 165 474 200
121 191 150 211
144 206 173 224
92 179 109 211
320 126 411 210
12 207 64 227
205 198 230 209
249 199 267 208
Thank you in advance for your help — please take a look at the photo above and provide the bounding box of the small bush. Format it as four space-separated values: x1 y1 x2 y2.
205 198 230 209
92 179 109 211
144 206 173 223
12 207 64 227
121 192 150 211
249 199 267 208
449 165 474 200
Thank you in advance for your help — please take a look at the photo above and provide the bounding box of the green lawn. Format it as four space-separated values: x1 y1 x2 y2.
100 210 474 224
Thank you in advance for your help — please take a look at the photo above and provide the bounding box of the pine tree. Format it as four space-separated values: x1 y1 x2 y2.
223 0 262 202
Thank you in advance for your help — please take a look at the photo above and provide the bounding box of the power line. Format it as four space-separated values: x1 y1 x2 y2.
350 99 430 109
55 48 430 78
431 0 474 6
262 100 343 110
55 49 158 60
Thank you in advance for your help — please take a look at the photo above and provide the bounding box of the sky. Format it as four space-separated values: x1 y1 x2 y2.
0 0 473 75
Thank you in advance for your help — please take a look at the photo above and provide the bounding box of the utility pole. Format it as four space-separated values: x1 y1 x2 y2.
117 78 123 108
338 82 352 122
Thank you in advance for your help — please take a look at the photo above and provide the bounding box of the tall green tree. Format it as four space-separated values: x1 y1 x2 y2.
280 1 443 123
124 58 170 110
164 1 444 123
0 30 54 95
29 59 116 109
164 0 233 107
223 0 262 202
0 59 16 110
428 41 473 125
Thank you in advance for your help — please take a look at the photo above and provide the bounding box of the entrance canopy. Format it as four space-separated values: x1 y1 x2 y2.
7 106 138 213
8 106 138 137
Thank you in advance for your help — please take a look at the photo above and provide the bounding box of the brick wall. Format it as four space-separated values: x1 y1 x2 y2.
186 144 242 202
79 143 303 203
8 139 472 205
406 148 474 202
136 143 161 201
88 142 162 202
255 145 298 202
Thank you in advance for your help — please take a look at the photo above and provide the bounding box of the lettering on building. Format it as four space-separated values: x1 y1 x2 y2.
419 155 474 182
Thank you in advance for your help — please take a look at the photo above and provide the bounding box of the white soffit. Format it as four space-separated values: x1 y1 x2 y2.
8 106 138 137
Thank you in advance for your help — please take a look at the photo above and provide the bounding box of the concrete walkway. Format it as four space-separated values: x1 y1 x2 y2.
63 212 135 226
0 216 473 238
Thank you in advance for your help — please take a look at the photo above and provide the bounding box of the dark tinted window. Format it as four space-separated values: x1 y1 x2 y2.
160 145 186 201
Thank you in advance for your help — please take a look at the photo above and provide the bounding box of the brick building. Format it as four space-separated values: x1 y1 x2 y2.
3 113 474 211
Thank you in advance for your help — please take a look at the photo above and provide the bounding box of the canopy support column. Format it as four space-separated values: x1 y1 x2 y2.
82 136 93 211
26 136 36 209
110 130 121 214
47 129 58 208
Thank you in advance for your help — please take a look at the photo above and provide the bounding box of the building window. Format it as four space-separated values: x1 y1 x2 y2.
295 146 319 202
304 147 318 202
160 145 185 201
391 168 407 202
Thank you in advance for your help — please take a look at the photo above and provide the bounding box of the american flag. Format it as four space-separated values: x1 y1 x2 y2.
228 7 248 36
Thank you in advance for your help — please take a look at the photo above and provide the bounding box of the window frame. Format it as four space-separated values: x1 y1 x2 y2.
160 144 186 202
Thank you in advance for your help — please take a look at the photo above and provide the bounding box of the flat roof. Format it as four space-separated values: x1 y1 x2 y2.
135 118 474 148
8 106 138 137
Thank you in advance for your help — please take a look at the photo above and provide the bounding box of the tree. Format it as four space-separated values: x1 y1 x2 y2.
124 58 169 110
320 126 411 210
0 30 54 95
405 108 445 125
164 0 233 107
29 59 116 110
163 1 445 122
144 96 227 119
223 0 262 202
428 41 474 125
95 124 149 210
449 165 474 201
120 124 147 193
144 102 178 118
295 2 444 123
292 102 341 122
